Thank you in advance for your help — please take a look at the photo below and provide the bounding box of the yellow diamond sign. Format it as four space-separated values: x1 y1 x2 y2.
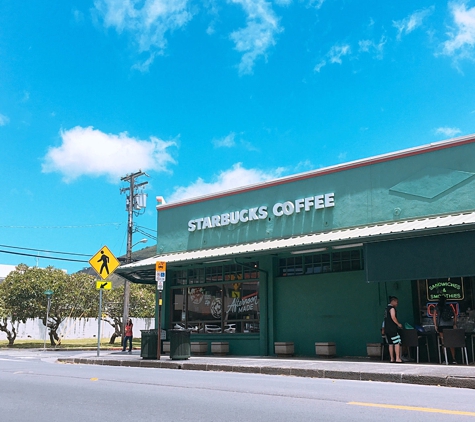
89 245 120 280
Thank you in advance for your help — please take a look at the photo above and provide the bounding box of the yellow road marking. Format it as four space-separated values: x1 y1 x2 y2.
90 378 98 381
348 402 475 416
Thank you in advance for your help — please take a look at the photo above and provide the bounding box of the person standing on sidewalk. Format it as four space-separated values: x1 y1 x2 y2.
384 296 403 363
122 319 133 353
433 295 457 364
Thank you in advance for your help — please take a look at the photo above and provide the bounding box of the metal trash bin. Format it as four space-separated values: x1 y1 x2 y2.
169 329 191 360
140 329 158 359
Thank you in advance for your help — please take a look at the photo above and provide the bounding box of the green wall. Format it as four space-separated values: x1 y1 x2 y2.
157 141 475 255
272 271 414 357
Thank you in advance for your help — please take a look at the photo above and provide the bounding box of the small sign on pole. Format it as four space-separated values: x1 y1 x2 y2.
156 261 166 272
155 261 166 287
96 281 112 290
155 261 166 360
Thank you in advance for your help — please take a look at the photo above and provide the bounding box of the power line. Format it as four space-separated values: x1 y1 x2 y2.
0 249 89 263
135 228 157 241
0 223 121 229
0 244 91 257
135 225 156 233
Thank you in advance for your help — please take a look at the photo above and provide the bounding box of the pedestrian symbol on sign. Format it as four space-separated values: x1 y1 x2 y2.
98 250 110 275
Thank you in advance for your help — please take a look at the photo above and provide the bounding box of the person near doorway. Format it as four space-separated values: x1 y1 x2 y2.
122 319 133 353
384 296 403 363
433 295 457 364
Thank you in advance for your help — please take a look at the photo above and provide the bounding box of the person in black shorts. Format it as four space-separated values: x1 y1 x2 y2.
384 296 403 363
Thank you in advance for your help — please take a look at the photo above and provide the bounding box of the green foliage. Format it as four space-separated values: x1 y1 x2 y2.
102 282 155 344
1 264 98 345
0 267 155 346
130 283 155 318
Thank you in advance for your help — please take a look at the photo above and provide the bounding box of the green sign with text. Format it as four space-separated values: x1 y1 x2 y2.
426 278 464 301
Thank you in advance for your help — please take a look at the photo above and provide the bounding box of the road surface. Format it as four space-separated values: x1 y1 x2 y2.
1 349 475 421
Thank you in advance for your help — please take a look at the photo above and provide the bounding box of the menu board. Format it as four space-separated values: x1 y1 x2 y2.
426 278 464 301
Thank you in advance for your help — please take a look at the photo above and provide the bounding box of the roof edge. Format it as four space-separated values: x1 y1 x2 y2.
157 134 475 211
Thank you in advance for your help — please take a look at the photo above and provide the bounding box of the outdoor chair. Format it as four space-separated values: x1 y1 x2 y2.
400 328 429 363
441 328 469 365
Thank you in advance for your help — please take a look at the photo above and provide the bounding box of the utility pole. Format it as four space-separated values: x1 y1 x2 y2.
120 170 148 340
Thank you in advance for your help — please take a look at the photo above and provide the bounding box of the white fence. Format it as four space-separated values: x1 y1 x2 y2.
0 318 154 341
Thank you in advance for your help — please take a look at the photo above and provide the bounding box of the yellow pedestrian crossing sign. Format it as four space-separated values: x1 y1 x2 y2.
96 281 112 290
89 245 120 280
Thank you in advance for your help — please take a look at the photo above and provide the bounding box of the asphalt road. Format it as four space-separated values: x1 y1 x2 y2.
1 350 475 421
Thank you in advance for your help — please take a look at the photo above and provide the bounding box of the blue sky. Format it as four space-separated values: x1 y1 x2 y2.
1 0 475 273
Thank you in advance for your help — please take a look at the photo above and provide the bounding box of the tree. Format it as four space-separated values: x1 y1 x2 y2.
2 265 98 346
44 271 98 346
0 286 17 346
103 282 155 344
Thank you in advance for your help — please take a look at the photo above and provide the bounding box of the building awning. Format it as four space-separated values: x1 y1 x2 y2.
116 211 475 282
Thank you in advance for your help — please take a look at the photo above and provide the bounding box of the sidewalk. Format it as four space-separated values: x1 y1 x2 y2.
57 351 475 390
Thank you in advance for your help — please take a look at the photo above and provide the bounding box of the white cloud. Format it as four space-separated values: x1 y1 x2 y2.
307 0 325 9
358 36 386 59
338 152 347 161
393 7 434 40
42 126 176 182
229 0 283 75
94 0 193 71
313 60 326 72
442 1 475 60
73 9 85 22
294 159 314 172
213 132 236 148
314 44 350 72
434 126 462 137
0 113 10 126
168 162 283 202
328 44 350 64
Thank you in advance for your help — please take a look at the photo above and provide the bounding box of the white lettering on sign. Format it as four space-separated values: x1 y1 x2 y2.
227 294 259 313
188 193 335 232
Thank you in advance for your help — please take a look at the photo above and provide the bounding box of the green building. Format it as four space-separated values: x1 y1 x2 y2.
117 135 475 358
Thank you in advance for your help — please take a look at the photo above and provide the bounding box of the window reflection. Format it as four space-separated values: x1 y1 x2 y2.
171 263 260 334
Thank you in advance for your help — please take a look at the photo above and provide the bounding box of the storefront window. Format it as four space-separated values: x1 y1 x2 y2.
171 263 260 334
279 249 363 277
416 277 475 332
304 254 330 274
188 268 205 284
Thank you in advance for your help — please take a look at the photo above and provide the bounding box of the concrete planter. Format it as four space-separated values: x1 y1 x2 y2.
211 341 229 356
274 342 294 357
163 341 170 354
367 343 382 358
315 342 336 357
191 341 208 355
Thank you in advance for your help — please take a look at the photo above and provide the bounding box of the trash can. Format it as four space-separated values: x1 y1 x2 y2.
169 329 191 360
140 329 158 359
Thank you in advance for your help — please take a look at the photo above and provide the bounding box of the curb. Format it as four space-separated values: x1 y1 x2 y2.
57 358 475 389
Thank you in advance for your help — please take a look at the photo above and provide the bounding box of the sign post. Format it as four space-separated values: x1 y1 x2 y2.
94 282 113 357
89 246 120 357
97 288 103 357
43 290 53 351
156 261 166 360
